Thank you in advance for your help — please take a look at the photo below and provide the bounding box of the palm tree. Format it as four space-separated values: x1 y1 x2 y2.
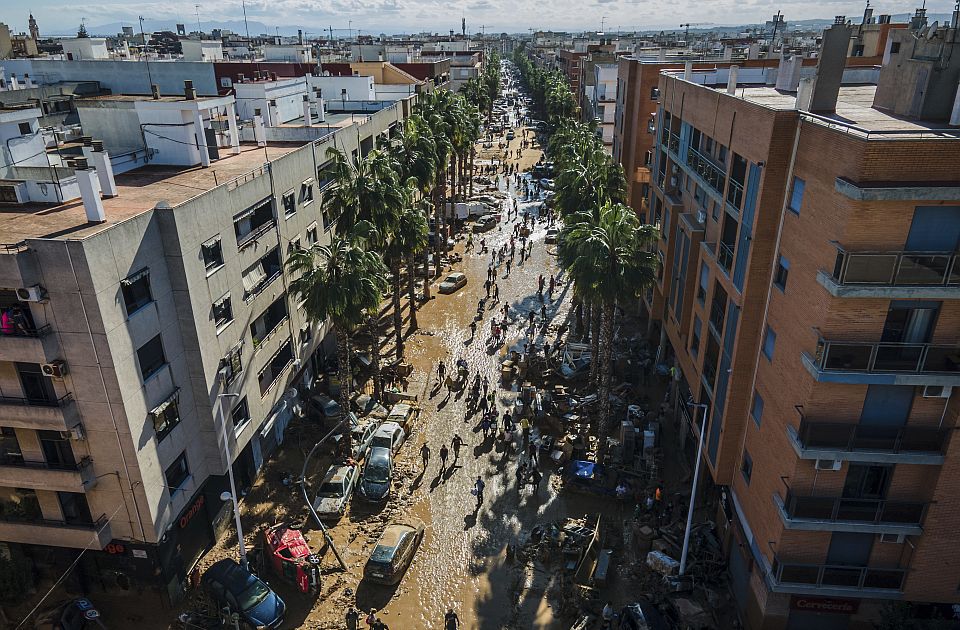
558 203 658 451
420 94 454 276
287 222 389 449
386 190 429 357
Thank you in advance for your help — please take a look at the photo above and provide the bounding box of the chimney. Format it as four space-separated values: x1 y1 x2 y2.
683 61 693 81
151 84 161 99
317 97 326 123
303 95 313 127
9 74 19 90
722 45 732 61
270 72 278 81
298 29 304 45
183 80 196 100
808 19 852 113
796 76 814 111
726 65 739 94
23 74 33 89
252 111 266 146
657 48 666 62
89 140 118 198
775 54 802 91
73 158 106 223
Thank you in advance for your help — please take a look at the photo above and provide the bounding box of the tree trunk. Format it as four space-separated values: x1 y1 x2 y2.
335 327 352 452
368 315 382 401
449 152 458 203
439 169 448 259
407 253 418 330
574 299 584 338
393 261 404 360
596 302 616 455
433 183 443 278
422 246 432 300
588 303 601 385
469 147 476 197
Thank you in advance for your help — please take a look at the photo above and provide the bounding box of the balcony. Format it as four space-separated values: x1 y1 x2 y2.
818 248 960 299
787 420 948 465
0 325 59 363
0 394 81 431
768 559 906 598
717 241 735 274
668 132 680 155
0 457 96 492
802 336 960 386
0 513 112 549
775 491 926 535
726 179 744 209
685 147 726 196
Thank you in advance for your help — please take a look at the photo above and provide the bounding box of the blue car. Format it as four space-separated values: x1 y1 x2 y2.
201 559 285 629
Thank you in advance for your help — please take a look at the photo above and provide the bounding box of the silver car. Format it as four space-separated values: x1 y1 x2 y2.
312 463 360 519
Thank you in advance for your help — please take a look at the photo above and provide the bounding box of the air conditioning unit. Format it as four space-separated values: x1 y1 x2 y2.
814 458 841 471
879 533 905 544
669 175 678 187
41 360 68 378
70 424 86 440
697 210 707 224
17 285 47 302
922 385 952 398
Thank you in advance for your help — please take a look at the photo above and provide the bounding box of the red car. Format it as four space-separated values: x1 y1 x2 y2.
262 523 320 596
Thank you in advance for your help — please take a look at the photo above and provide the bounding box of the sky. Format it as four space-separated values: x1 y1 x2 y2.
2 0 957 37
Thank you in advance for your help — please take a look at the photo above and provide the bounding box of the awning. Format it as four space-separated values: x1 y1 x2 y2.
151 388 180 416
121 268 150 286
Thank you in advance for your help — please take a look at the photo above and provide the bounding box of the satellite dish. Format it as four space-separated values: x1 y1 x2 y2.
926 21 939 39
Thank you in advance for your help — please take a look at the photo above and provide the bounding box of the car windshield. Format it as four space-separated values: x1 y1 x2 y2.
369 543 397 564
317 481 343 497
372 436 391 449
365 462 390 483
236 579 271 610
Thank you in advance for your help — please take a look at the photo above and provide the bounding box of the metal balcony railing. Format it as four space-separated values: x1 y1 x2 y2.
668 133 680 155
237 218 277 249
782 491 927 527
0 456 92 472
709 299 726 334
0 324 52 339
813 337 960 375
772 560 906 592
0 393 73 408
726 179 744 209
831 248 960 287
0 511 106 529
685 147 726 195
793 421 949 455
717 241 735 273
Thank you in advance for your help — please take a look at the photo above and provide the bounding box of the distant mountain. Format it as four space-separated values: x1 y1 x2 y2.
85 19 301 38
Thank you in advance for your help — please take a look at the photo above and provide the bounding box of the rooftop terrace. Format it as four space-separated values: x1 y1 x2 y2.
0 143 302 247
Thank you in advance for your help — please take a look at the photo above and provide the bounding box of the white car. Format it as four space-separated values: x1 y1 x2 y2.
438 272 468 294
387 403 418 434
545 228 560 244
371 421 406 453
351 421 381 460
313 463 360 519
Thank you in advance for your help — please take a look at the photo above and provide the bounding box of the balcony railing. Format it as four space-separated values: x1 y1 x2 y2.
793 421 948 455
709 299 726 334
0 393 73 408
0 456 91 472
668 133 680 155
771 560 906 593
237 218 277 249
832 248 960 287
813 337 960 375
0 324 52 339
686 147 726 195
717 241 735 273
0 511 106 530
782 492 926 527
726 179 744 209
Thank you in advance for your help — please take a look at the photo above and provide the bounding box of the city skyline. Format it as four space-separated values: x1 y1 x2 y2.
4 0 958 37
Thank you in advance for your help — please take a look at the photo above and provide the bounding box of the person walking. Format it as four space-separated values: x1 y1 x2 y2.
419 442 431 469
346 607 360 630
437 360 446 386
493 282 500 302
480 415 492 438
473 476 485 509
439 444 449 472
444 609 461 630
516 462 527 492
451 433 464 462
529 466 543 492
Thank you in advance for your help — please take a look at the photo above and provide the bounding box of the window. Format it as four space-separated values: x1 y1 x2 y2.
164 452 190 495
220 343 243 385
306 223 318 245
258 338 293 395
0 428 23 465
137 334 166 381
300 180 314 205
202 237 224 271
788 176 805 214
697 264 709 305
711 198 719 221
762 326 776 360
18 122 31 135
890 41 901 54
718 145 727 165
242 248 282 301
152 389 181 441
774 255 789 291
121 269 152 315
691 316 702 356
288 237 301 254
234 198 275 245
282 191 296 217
213 295 233 330
750 391 764 428
322 209 332 231
740 450 753 484
231 397 250 431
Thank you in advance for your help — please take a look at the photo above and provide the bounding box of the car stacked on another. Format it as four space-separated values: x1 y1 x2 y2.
201 559 285 630
363 519 426 585
438 272 468 294
313 462 360 519
371 421 406 453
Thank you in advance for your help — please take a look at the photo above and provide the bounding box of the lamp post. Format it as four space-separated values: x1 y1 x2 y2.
679 401 709 576
215 388 245 568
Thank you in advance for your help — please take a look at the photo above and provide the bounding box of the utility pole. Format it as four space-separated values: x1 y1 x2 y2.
138 16 154 90
600 16 606 33
195 4 202 36
242 0 251 42
680 402 710 576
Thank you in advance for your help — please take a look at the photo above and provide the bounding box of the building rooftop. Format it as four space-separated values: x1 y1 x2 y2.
0 143 303 246
708 84 960 137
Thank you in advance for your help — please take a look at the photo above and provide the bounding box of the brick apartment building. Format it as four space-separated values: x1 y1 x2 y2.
645 15 960 630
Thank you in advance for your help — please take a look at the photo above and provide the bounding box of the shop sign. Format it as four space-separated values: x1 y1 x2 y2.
179 494 206 529
790 596 860 615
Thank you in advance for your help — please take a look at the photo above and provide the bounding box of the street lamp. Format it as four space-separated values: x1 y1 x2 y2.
215 388 245 568
679 401 709 576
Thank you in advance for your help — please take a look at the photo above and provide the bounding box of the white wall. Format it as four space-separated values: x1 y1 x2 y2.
134 103 201 166
308 75 376 101
263 45 312 63
0 59 219 96
0 113 46 168
234 79 309 125
374 82 417 101
61 38 110 60
181 40 224 61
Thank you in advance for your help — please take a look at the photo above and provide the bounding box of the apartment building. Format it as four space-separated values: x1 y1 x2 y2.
0 84 413 604
647 17 960 630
